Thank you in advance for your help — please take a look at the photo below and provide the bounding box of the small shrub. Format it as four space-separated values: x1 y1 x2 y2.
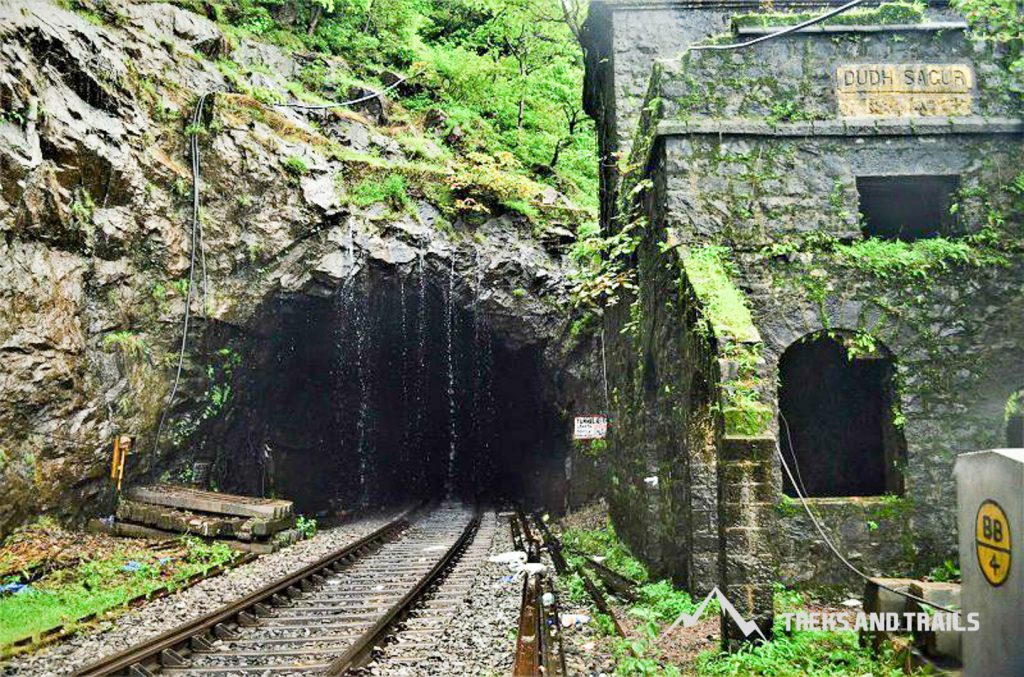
349 174 410 210
283 155 309 177
928 558 961 582
102 331 147 358
296 515 318 539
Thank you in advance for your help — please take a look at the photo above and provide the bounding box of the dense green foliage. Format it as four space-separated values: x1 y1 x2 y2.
696 628 906 677
694 584 911 676
199 0 597 212
955 0 1023 92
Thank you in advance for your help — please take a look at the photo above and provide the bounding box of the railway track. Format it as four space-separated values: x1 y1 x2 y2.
512 511 566 677
354 512 499 675
73 504 479 677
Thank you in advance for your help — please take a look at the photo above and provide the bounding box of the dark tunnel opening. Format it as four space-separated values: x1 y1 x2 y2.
209 264 568 518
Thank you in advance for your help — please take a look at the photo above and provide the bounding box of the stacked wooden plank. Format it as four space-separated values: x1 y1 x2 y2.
112 485 300 554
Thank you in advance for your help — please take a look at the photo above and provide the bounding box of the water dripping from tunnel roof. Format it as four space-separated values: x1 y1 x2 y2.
399 274 409 474
353 270 371 509
445 255 458 498
221 263 569 513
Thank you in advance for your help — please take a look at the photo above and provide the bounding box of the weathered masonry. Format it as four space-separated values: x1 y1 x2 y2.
583 0 1024 641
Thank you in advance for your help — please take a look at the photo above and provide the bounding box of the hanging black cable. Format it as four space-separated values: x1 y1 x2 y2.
689 0 871 52
776 420 956 613
150 92 213 471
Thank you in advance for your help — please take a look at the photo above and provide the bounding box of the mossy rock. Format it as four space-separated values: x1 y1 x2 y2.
723 403 773 436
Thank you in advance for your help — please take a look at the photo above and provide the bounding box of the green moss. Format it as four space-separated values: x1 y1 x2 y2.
867 494 913 522
282 155 309 177
732 1 925 29
680 246 759 343
102 331 148 358
723 403 773 436
1006 389 1024 420
775 495 802 518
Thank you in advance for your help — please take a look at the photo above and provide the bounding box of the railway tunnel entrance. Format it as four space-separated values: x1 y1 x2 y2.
202 264 568 518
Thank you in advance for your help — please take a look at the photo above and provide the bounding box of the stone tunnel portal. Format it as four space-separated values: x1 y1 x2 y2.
204 266 568 518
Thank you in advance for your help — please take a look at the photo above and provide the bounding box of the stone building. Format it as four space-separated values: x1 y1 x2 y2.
583 0 1024 639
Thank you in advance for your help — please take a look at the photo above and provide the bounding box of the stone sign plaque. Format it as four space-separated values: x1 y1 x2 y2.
836 64 974 117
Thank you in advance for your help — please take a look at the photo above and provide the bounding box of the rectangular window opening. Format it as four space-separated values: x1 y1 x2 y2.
857 175 960 241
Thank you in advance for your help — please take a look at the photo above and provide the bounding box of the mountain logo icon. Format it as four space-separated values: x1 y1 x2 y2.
661 587 768 641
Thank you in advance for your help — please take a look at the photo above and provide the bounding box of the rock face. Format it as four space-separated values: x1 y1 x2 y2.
0 1 593 536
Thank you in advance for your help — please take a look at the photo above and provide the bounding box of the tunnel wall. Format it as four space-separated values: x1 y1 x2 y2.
188 263 571 516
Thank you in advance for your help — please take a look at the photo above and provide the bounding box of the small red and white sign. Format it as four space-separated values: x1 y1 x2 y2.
574 415 608 440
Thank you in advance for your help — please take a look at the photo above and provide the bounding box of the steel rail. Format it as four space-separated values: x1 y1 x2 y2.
532 512 627 638
512 572 542 677
72 514 412 677
513 511 566 677
323 512 481 674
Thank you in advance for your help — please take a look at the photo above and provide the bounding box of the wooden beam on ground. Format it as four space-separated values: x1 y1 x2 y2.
127 485 293 519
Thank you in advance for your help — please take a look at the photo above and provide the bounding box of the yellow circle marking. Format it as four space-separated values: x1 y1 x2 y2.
975 500 1011 587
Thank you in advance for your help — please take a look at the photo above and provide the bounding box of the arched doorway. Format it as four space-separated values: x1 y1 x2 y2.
778 333 905 497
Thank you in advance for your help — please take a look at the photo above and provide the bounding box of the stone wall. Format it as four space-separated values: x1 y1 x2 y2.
602 222 725 593
587 0 1024 618
647 20 1024 586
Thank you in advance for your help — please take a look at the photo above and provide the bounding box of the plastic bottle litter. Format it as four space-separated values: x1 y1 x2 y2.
560 613 591 628
489 550 527 564
0 582 29 596
516 562 547 575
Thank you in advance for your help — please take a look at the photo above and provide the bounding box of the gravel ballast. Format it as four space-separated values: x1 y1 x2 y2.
1 514 395 677
358 511 521 676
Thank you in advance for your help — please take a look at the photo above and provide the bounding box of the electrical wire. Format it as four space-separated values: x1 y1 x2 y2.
194 95 210 316
600 327 610 412
779 411 811 500
689 0 871 52
146 70 419 464
776 420 957 613
273 71 420 111
151 92 212 466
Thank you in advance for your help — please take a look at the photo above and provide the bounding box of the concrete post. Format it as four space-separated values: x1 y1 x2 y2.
953 449 1023 677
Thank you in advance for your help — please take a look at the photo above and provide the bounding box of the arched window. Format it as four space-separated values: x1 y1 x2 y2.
778 334 904 497
1007 389 1024 448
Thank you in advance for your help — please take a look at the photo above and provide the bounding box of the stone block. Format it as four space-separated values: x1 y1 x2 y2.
724 553 775 586
722 525 770 554
720 435 776 463
908 581 961 611
864 577 918 615
720 459 774 487
720 501 776 530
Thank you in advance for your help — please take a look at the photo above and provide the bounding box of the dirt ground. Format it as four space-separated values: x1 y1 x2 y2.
0 520 175 583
